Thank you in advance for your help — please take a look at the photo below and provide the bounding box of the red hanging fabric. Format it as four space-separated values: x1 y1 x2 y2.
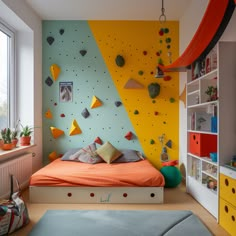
160 0 235 72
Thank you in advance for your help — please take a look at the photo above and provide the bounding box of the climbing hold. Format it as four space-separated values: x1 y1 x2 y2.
148 83 160 98
81 108 90 118
163 75 171 81
59 29 64 35
50 127 64 139
134 110 139 115
166 140 172 148
138 70 144 76
125 131 133 140
115 55 125 67
94 137 103 145
124 79 144 89
50 64 61 81
143 51 147 55
90 96 102 109
165 37 171 43
60 114 65 118
150 139 155 144
170 97 175 103
45 76 53 86
115 101 122 107
164 28 169 34
47 36 54 45
69 119 82 136
154 111 159 116
80 50 87 56
45 109 53 119
48 151 58 162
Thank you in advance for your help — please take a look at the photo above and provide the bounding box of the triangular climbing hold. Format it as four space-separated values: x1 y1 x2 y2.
50 127 64 139
48 151 58 162
50 64 61 81
45 109 53 119
69 119 82 136
90 96 102 109
125 131 133 140
94 137 103 145
124 79 144 89
165 140 172 148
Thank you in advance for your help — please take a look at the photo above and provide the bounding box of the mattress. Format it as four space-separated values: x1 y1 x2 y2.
30 159 165 187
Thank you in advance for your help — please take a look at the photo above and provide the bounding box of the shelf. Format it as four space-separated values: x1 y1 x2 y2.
187 90 200 96
187 100 218 109
187 153 218 166
188 69 218 86
202 170 217 180
187 130 218 135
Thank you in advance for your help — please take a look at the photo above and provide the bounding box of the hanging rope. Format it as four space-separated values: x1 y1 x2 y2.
159 0 166 23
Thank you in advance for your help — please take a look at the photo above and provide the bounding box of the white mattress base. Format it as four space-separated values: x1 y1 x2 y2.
29 186 164 204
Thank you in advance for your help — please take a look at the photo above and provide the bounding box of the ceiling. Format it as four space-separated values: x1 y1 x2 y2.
24 0 193 21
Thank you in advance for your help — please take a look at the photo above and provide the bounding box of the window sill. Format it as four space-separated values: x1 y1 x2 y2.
0 144 36 162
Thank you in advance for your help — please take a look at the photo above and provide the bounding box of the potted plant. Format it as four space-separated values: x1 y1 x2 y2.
20 125 34 146
205 86 217 101
1 128 13 150
11 129 18 147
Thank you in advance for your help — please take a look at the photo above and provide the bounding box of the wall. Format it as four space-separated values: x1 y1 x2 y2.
42 20 179 168
179 1 236 179
0 0 42 172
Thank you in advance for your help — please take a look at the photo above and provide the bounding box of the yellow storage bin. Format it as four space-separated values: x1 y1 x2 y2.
220 174 236 206
219 198 236 236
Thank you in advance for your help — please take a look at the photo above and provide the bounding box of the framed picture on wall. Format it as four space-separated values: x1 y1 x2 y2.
59 82 73 102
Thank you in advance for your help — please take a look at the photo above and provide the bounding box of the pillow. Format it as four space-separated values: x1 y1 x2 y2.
61 148 81 161
114 149 145 163
96 141 122 164
69 143 103 164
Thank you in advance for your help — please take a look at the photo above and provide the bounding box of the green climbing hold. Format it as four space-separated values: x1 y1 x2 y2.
148 83 161 99
134 110 139 115
138 70 144 75
164 28 169 34
166 37 171 43
115 55 125 67
170 97 175 103
150 139 155 144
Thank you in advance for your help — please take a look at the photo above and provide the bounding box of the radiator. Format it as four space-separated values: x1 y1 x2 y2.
0 153 32 199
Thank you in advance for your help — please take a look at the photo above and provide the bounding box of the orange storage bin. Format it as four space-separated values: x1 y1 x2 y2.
189 132 217 157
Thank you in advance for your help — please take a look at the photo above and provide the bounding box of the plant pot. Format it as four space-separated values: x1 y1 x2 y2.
12 138 18 148
20 136 31 146
1 143 13 151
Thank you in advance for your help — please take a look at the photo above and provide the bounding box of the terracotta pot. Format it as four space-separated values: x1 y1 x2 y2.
1 143 13 151
20 136 31 146
12 138 18 148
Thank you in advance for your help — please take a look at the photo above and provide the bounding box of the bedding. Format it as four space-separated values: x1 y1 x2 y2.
30 158 165 187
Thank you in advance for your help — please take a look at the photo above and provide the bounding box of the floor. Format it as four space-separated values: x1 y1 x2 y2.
13 184 229 236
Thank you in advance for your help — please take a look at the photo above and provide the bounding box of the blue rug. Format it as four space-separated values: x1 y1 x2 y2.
28 210 212 236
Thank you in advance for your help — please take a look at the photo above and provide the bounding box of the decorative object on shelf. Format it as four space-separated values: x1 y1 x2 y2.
210 152 218 162
205 86 217 101
20 125 34 146
206 177 217 191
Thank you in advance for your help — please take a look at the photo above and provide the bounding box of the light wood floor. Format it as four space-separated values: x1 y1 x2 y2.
13 184 229 236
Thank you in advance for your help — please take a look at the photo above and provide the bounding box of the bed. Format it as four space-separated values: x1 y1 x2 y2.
29 142 165 204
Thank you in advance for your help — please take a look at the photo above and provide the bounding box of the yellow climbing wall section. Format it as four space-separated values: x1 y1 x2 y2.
89 21 179 168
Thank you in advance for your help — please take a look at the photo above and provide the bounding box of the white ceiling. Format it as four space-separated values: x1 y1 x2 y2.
25 0 193 20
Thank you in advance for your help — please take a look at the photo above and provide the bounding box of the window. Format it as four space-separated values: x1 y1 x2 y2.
0 21 15 130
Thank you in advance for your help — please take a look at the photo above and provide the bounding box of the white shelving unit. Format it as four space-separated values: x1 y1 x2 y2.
186 42 236 220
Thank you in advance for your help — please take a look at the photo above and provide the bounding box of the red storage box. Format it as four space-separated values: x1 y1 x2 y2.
189 132 217 157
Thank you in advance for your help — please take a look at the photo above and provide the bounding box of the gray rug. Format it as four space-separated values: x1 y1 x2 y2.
28 210 212 236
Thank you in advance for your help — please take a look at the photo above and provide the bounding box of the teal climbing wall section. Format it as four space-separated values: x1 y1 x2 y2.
42 21 142 163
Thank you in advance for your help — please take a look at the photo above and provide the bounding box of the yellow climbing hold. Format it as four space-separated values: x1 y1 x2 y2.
50 126 64 138
45 109 53 119
50 64 61 81
69 119 82 136
90 95 102 109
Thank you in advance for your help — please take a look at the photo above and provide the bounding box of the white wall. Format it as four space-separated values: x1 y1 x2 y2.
0 0 42 172
179 1 236 180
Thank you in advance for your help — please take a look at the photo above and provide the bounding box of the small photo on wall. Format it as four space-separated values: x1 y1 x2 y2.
59 82 73 102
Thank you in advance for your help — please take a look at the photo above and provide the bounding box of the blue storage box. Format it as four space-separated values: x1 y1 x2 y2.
210 152 217 162
211 116 217 133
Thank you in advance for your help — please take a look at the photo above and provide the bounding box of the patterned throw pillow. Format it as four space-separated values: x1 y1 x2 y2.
114 149 144 163
61 148 81 161
96 141 122 164
69 143 103 164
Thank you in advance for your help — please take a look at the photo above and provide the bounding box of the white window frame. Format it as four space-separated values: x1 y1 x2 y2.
0 20 16 129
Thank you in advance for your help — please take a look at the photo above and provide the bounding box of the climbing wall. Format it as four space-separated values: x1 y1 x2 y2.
42 20 179 168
